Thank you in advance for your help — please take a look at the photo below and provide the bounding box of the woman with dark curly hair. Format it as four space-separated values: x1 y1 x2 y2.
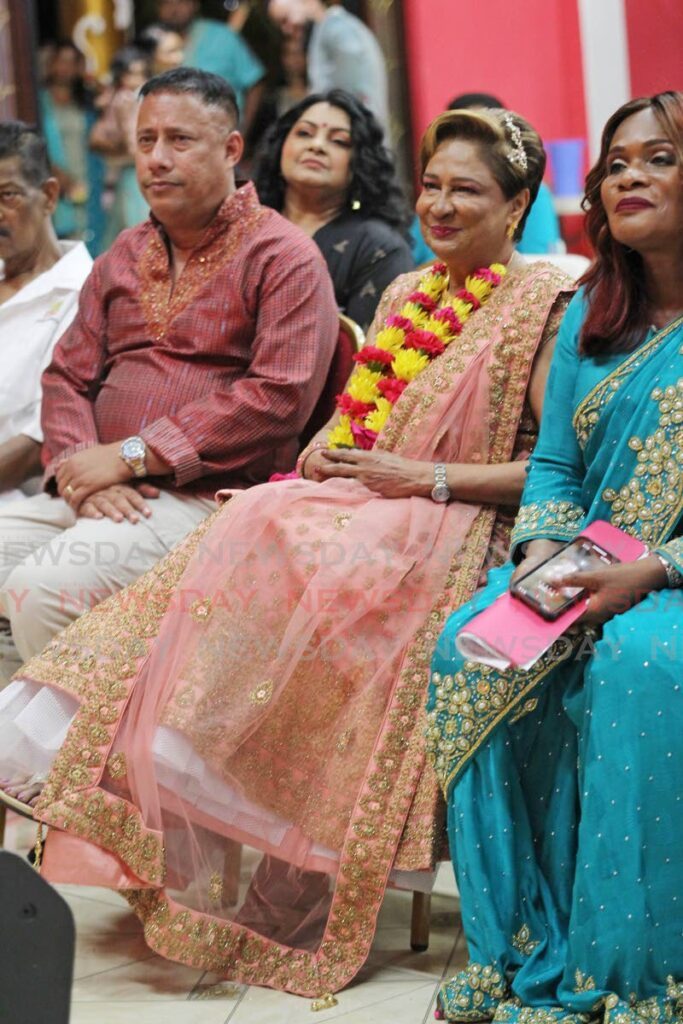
254 89 414 330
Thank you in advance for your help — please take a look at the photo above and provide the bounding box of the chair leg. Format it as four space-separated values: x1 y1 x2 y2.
0 803 6 847
410 890 431 951
223 840 242 906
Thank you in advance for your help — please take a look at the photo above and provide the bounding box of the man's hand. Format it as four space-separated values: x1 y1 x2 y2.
79 483 160 523
317 448 433 499
57 443 132 511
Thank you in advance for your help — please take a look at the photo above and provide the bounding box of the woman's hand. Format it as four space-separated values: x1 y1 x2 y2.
317 449 433 499
556 555 668 626
300 448 329 482
510 539 564 588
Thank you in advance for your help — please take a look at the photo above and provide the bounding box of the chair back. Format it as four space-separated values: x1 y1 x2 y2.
523 252 590 281
299 313 364 449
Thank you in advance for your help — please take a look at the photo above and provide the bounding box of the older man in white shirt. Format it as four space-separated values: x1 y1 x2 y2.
0 122 92 506
0 121 92 683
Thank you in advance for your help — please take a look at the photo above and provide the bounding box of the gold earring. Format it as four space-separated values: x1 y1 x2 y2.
351 198 361 211
507 222 517 240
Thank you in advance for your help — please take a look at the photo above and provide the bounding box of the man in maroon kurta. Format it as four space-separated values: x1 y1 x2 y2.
0 68 337 682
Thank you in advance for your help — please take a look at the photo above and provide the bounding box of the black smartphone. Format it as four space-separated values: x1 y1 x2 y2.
510 537 617 620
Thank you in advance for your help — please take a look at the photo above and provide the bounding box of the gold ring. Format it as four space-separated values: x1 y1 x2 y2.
64 483 74 498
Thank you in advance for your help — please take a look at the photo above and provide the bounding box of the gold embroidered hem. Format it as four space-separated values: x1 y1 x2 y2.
425 634 582 796
438 962 509 1021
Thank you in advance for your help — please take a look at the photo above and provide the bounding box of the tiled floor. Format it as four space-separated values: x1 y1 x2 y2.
5 812 466 1023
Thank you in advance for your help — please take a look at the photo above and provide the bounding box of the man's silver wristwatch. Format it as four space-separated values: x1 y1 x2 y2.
655 552 683 589
120 435 147 478
431 463 451 503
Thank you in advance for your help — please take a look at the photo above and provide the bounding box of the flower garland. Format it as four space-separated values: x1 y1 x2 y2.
327 261 507 450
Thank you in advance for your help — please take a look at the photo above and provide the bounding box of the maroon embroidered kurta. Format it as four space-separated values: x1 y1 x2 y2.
41 183 338 496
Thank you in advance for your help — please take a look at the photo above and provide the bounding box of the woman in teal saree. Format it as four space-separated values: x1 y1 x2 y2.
427 92 683 1024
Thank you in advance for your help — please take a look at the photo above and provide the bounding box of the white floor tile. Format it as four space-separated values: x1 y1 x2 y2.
69 1003 232 1024
71 955 204 1002
73 931 154 980
56 889 143 936
228 974 439 1024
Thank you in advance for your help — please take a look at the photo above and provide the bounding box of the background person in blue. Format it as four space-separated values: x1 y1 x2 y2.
426 91 683 1023
410 91 562 264
155 0 265 136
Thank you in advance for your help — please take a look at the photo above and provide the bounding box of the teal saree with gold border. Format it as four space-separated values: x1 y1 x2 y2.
426 293 683 1024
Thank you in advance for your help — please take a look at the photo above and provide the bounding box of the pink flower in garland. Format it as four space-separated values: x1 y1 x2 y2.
377 377 408 403
409 291 437 312
403 328 445 357
336 393 376 418
353 345 395 368
386 314 413 332
351 422 378 449
433 306 463 333
455 287 481 310
475 267 503 285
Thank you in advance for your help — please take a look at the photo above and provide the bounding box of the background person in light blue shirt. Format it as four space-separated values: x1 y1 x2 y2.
156 0 265 134
268 0 389 138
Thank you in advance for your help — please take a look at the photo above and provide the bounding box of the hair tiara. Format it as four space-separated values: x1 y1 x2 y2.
502 113 528 173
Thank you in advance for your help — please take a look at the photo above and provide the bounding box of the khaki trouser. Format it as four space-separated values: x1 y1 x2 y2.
0 490 215 686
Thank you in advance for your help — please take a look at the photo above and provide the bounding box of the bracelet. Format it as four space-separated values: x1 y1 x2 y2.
296 441 327 479
655 552 683 589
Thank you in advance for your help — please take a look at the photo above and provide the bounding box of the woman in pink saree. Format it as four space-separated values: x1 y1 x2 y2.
0 109 573 996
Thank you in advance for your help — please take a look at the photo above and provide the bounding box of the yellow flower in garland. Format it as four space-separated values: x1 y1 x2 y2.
327 414 354 448
465 264 506 303
401 302 431 327
364 397 393 435
429 317 455 341
374 325 407 354
450 297 472 322
392 348 430 382
346 366 383 404
327 261 506 451
420 269 445 299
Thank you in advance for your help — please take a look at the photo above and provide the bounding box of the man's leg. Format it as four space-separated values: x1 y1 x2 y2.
3 491 215 668
0 494 76 685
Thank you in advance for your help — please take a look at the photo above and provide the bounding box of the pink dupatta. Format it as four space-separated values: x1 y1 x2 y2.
28 262 572 995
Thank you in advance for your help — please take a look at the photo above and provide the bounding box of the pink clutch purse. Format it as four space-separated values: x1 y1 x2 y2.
456 521 648 670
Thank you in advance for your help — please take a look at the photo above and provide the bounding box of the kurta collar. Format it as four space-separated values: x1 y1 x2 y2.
151 181 261 255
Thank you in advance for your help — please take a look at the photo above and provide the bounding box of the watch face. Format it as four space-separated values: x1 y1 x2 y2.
431 483 450 503
122 437 145 460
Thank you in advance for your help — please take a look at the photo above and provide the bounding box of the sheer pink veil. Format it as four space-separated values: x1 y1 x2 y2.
36 264 570 992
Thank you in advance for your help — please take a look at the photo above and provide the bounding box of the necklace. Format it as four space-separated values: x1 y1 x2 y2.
327 261 507 450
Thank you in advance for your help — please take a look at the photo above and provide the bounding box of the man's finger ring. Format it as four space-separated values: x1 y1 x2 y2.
64 484 74 498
